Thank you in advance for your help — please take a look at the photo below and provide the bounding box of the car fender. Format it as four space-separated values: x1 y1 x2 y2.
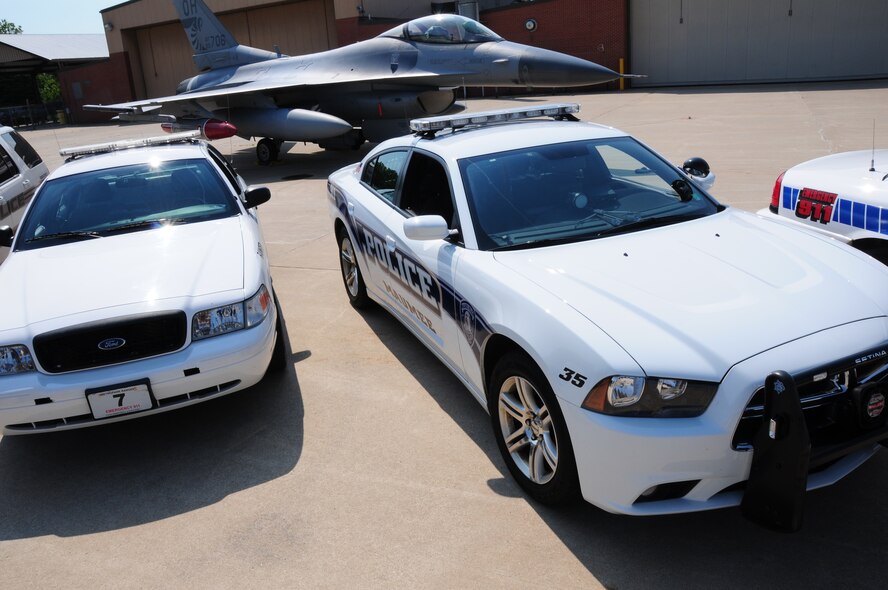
453 253 643 409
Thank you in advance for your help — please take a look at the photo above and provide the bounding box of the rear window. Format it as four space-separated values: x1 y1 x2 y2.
6 131 43 168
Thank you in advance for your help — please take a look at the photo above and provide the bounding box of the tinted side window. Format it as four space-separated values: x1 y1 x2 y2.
206 144 242 194
361 150 408 202
399 152 455 225
0 145 18 184
8 132 42 168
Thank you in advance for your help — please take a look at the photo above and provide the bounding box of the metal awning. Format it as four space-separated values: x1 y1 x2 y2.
0 34 109 74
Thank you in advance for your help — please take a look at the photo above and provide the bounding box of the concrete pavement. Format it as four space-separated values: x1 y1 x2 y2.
2 81 888 589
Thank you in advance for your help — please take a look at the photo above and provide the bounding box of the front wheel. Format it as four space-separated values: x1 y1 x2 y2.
488 352 580 505
256 138 280 165
337 227 370 309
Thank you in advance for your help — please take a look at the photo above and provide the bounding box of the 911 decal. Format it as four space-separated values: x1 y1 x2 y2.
559 368 587 388
794 188 837 225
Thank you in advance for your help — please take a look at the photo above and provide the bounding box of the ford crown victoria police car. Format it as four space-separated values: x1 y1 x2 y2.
0 132 285 434
328 104 888 529
760 149 888 265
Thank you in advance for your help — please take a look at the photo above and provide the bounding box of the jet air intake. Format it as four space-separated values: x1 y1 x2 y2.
226 108 353 141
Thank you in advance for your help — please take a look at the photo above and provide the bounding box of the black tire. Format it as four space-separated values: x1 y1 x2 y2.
488 351 580 505
337 226 370 309
266 294 287 373
256 138 279 165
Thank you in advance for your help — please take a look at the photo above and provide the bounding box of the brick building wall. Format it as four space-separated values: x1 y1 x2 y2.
58 53 134 124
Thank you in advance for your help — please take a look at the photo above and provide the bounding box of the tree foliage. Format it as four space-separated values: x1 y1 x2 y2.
37 73 61 103
0 19 23 34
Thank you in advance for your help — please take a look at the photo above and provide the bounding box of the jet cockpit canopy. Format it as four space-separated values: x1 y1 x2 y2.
380 14 503 44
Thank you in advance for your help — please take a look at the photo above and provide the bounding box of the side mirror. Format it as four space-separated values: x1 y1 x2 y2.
682 157 716 191
403 215 450 241
244 186 271 209
0 226 12 248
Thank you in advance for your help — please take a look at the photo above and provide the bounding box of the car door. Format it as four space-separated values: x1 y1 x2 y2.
356 148 465 368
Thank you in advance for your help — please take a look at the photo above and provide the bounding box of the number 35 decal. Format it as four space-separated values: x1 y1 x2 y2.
558 367 587 388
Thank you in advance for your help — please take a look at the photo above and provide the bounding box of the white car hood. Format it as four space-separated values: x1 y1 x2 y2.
1 218 245 329
494 210 888 380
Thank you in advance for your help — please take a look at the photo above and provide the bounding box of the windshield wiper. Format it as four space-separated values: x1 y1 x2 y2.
491 236 585 251
593 213 706 237
574 209 639 229
26 230 102 243
105 218 186 234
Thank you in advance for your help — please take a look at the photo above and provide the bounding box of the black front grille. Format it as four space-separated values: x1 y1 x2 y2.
732 351 888 451
33 311 187 373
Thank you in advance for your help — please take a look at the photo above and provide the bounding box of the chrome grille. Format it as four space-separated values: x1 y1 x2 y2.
33 311 187 373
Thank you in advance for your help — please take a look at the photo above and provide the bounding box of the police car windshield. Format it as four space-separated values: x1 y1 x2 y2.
381 14 502 44
16 158 239 250
459 136 720 251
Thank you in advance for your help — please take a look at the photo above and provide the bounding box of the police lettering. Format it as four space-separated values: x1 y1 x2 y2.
795 187 838 225
361 226 441 312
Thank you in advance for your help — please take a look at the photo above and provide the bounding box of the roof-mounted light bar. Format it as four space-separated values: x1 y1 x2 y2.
410 103 580 135
60 130 201 159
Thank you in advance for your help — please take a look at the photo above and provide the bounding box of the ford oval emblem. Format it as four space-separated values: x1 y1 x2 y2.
98 337 126 351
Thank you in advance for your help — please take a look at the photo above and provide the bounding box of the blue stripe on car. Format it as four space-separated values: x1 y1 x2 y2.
784 183 888 235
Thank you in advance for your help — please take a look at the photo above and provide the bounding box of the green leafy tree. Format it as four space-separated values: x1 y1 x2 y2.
0 19 23 34
37 73 61 102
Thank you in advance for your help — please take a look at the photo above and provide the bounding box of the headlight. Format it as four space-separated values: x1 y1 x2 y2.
192 285 271 341
582 375 717 417
0 345 36 376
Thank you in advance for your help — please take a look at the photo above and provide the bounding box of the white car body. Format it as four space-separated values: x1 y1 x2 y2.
759 149 888 264
0 135 282 434
328 105 888 520
0 126 49 262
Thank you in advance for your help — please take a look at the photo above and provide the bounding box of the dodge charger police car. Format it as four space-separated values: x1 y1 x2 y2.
0 132 285 434
328 104 888 530
760 149 888 265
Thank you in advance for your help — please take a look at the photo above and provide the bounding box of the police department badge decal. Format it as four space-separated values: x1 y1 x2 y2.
460 301 476 344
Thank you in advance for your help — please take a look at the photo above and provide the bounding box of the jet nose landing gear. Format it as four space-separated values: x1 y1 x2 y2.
257 138 283 165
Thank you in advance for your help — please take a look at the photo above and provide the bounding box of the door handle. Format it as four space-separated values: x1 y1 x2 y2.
385 235 397 252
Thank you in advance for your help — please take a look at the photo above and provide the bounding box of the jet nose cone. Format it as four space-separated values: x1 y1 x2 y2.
519 47 620 88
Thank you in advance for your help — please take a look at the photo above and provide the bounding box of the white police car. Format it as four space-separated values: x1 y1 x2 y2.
0 126 48 261
0 132 285 434
328 104 888 529
760 150 888 265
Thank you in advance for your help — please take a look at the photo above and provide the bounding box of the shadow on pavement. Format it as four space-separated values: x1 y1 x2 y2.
356 305 888 589
0 317 305 541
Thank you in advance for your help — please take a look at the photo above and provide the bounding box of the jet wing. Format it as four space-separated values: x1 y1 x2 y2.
85 70 445 116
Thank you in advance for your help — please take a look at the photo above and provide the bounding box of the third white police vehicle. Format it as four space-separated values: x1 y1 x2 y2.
0 132 284 435
328 104 888 529
760 149 888 265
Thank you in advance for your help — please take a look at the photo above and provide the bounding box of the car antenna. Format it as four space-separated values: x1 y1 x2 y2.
870 119 876 172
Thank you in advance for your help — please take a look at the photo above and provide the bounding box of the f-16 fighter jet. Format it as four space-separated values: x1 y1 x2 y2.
88 0 624 164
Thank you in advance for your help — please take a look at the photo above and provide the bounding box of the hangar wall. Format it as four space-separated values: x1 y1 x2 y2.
630 0 888 86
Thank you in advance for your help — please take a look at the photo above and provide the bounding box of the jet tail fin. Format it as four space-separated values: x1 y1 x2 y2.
173 0 281 71
175 0 238 55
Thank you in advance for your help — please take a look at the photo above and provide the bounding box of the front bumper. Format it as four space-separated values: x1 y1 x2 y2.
561 317 888 517
0 306 277 435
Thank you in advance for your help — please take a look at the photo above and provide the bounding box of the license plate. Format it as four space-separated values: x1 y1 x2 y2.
86 379 154 420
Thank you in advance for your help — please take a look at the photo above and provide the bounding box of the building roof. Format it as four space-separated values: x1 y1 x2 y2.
0 34 109 74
